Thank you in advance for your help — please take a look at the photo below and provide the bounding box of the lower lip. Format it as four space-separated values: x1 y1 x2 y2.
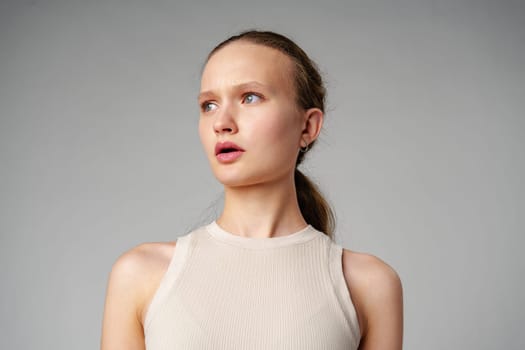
216 151 244 163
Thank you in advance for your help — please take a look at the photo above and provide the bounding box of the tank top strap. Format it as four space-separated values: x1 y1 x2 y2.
144 231 194 331
328 242 361 343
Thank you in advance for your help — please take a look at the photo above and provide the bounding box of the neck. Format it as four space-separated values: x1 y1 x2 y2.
216 173 307 238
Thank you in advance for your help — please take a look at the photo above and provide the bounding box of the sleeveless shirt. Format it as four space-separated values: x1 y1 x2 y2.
144 221 361 349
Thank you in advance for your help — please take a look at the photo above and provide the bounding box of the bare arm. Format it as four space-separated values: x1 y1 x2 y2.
343 249 404 350
100 243 175 350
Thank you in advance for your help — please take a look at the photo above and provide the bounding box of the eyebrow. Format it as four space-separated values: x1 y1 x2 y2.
197 81 272 101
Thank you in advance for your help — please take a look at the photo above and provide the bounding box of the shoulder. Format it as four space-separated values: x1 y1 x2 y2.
111 241 176 277
108 241 177 323
341 249 402 296
101 241 177 348
341 249 403 345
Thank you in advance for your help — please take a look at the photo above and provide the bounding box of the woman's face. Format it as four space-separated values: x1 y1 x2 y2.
198 41 306 188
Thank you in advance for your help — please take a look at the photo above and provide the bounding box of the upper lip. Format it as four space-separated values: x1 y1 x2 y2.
215 141 245 155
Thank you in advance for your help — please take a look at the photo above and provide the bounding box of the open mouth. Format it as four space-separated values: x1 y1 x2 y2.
215 141 245 155
219 148 238 154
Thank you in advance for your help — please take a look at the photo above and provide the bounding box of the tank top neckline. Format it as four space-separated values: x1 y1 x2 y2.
205 220 320 249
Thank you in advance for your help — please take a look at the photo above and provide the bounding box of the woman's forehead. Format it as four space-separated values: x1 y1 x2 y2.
201 42 294 92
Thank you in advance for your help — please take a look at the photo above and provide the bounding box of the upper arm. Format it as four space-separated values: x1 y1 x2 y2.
100 242 175 350
342 249 403 350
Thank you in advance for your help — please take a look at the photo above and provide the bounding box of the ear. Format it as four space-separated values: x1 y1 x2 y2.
300 108 323 147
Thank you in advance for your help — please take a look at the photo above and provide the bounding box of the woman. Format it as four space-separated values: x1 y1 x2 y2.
101 30 403 350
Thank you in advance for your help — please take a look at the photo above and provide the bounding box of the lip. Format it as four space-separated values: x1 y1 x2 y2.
215 141 245 155
215 141 245 163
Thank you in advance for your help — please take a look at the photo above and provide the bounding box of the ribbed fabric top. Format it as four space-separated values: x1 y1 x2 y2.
144 221 361 349
207 221 320 249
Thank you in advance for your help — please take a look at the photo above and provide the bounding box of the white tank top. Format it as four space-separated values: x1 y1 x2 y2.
144 221 361 349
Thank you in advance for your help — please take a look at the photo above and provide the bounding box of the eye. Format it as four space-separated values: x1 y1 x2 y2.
201 101 218 113
242 93 262 104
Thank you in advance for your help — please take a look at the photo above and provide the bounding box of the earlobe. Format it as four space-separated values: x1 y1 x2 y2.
301 108 324 144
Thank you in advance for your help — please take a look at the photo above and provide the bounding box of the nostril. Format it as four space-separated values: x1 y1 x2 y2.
215 127 232 133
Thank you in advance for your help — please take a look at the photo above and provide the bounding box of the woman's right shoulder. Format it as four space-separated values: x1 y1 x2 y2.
111 241 177 278
101 241 178 348
107 241 178 323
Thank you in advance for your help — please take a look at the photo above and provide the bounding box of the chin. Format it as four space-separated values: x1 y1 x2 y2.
213 168 291 189
211 167 261 187
214 175 259 188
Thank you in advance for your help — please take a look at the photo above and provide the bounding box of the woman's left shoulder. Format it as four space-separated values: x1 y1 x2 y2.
341 249 402 292
341 249 403 346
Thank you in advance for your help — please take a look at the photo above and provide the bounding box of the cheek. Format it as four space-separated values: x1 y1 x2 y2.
273 109 302 144
250 111 302 153
265 123 294 144
198 119 212 152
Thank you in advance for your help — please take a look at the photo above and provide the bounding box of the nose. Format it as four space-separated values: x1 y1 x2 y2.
213 103 238 135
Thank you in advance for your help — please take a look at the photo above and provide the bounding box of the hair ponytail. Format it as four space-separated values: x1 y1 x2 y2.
294 168 335 239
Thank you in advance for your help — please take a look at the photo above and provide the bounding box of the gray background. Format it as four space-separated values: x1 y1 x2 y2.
1 0 524 349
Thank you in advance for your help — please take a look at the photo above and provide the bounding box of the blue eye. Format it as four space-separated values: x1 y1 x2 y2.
243 93 261 104
201 102 217 112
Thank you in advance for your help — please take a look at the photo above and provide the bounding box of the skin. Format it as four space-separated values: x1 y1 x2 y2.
100 41 403 350
198 41 322 237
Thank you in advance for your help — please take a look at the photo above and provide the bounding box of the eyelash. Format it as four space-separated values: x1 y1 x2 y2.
242 92 263 104
200 101 217 113
199 92 264 113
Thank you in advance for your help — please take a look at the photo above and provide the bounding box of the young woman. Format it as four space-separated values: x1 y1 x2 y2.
101 30 403 350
